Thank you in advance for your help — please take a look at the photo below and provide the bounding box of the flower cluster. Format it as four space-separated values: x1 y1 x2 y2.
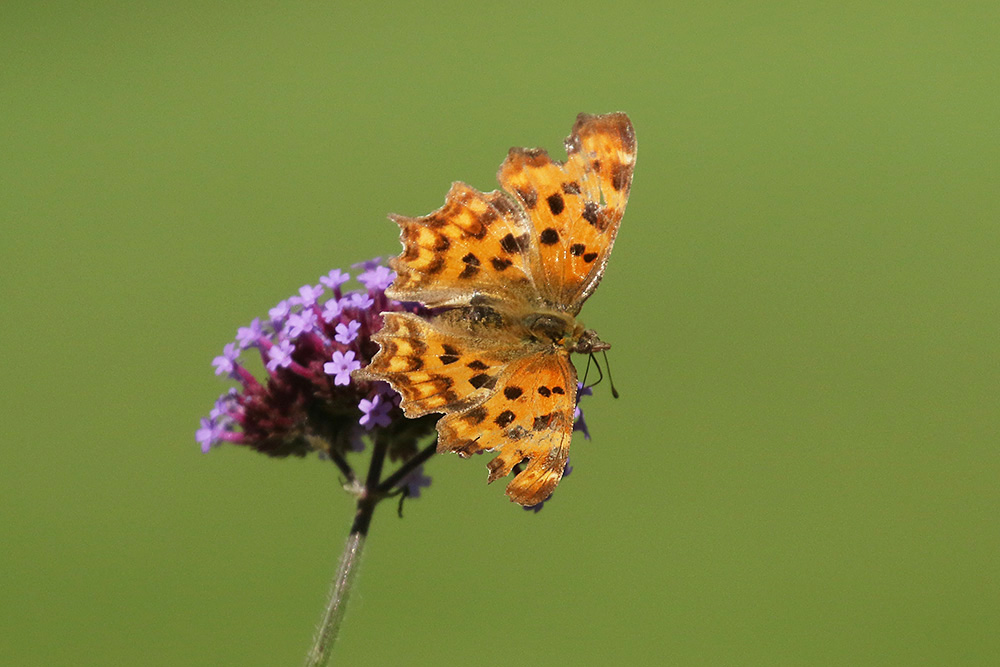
196 258 438 493
197 257 592 508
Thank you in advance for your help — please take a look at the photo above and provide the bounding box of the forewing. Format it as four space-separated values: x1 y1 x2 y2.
387 182 537 308
497 112 636 310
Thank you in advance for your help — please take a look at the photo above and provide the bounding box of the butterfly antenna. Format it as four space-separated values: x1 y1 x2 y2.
583 352 605 390
602 350 620 399
580 351 595 387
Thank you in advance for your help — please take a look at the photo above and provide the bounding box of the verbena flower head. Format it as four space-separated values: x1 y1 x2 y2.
197 258 438 465
197 257 593 509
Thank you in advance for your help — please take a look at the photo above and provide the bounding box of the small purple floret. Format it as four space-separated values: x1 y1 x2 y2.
268 300 291 327
290 283 325 308
236 318 265 349
196 417 230 453
210 388 239 420
352 257 383 272
334 320 361 345
285 309 318 338
345 293 374 310
320 269 350 290
358 266 396 292
321 299 343 323
574 383 593 440
404 466 432 498
358 393 392 430
212 342 239 377
266 339 295 371
324 350 361 386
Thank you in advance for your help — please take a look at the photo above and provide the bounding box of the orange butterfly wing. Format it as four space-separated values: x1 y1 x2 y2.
365 311 577 505
386 183 537 308
360 112 635 505
497 112 636 309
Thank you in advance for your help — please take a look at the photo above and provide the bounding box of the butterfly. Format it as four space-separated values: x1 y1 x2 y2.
358 112 636 505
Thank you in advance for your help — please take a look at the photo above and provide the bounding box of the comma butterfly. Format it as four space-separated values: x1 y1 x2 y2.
358 113 636 505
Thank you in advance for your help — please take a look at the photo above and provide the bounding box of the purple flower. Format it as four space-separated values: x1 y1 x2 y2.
359 393 392 430
574 383 593 440
334 320 361 345
345 293 374 310
212 342 239 377
357 266 396 292
210 388 239 420
324 350 361 386
236 318 265 349
196 417 230 453
268 300 291 327
290 283 325 308
285 309 318 338
321 299 343 323
266 339 296 371
403 466 432 498
352 257 383 272
198 257 437 467
320 269 350 290
201 257 509 508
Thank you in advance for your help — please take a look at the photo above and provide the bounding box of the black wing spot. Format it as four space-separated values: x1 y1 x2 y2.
424 254 446 275
538 386 552 397
540 228 559 245
500 232 527 254
561 181 581 195
438 354 459 365
582 202 600 227
583 252 598 263
491 257 512 271
461 252 480 266
467 360 488 371
504 386 523 400
551 386 565 395
546 193 565 215
464 406 488 425
494 410 516 427
611 163 631 191
570 243 585 256
469 373 493 389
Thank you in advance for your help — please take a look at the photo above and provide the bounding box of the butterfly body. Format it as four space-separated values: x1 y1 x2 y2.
359 113 635 505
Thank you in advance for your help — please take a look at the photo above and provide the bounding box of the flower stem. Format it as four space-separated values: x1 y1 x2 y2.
377 441 437 495
304 521 368 667
304 435 390 666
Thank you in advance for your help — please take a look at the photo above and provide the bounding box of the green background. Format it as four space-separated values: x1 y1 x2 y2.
3 2 998 665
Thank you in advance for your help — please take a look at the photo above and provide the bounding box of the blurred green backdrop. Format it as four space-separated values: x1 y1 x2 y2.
3 2 998 665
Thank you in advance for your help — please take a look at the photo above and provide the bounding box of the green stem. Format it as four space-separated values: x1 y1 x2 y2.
305 435 390 666
304 501 373 667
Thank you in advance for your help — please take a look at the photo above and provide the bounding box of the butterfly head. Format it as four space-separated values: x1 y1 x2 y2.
571 327 610 355
522 310 610 356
